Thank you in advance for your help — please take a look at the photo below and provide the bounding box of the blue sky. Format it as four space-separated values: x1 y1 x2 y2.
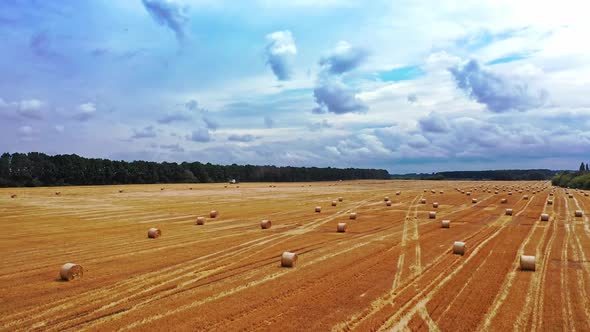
1 0 590 173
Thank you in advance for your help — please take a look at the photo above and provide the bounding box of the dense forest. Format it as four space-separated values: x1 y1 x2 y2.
391 169 558 181
551 162 590 189
0 152 391 187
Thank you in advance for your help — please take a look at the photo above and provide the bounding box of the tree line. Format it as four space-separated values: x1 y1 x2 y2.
0 152 391 187
391 169 557 181
551 162 590 189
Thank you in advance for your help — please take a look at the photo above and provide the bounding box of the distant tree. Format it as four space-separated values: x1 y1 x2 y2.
580 162 586 173
586 163 589 172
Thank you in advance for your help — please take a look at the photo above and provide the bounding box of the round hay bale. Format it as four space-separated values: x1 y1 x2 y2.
60 263 83 281
260 219 272 229
210 210 218 218
472 198 478 203
505 208 513 216
386 200 392 206
396 191 401 195
349 212 357 220
508 191 513 195
523 195 529 200
547 199 553 205
160 188 164 191
585 193 589 197
420 198 426 204
575 210 583 217
315 206 322 213
433 202 439 208
10 194 16 198
331 201 337 207
441 220 450 228
540 213 549 221
148 228 161 238
431 189 436 193
494 191 499 194
55 192 61 196
424 189 427 192
520 255 536 271
338 197 344 202
119 190 124 193
501 198 507 204
196 217 205 225
384 196 390 201
281 251 297 267
337 222 347 232
440 191 444 194
429 211 436 219
569 194 574 198
466 191 472 196
453 241 466 255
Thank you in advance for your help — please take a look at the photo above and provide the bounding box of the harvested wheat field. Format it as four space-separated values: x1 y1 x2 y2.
1 180 589 331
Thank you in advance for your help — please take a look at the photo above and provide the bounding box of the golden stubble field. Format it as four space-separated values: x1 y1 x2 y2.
1 180 589 331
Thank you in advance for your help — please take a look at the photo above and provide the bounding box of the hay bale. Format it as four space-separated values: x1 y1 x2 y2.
338 197 344 202
520 255 536 271
396 191 401 195
420 198 426 204
585 193 589 197
148 228 161 238
10 194 16 198
472 198 478 203
540 213 549 221
315 206 322 213
453 241 466 255
281 251 297 267
501 198 507 204
424 189 427 192
466 191 472 196
547 199 553 205
433 202 439 208
55 192 61 196
349 212 357 220
160 188 164 191
331 201 337 207
441 220 450 228
440 191 444 194
569 194 574 198
337 222 347 232
575 210 583 217
386 200 392 206
260 219 272 229
508 191 513 195
429 211 436 219
60 263 83 281
196 216 205 225
119 190 124 193
210 210 218 218
494 191 499 194
505 208 513 216
523 195 529 200
431 189 436 193
384 196 390 201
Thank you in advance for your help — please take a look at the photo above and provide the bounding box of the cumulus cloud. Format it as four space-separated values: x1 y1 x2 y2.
131 126 157 139
319 41 368 75
313 80 368 114
308 119 332 131
141 0 189 42
158 112 191 124
73 102 97 121
185 99 198 111
419 112 450 133
265 30 297 81
228 134 257 142
188 128 211 142
450 59 548 113
18 125 36 141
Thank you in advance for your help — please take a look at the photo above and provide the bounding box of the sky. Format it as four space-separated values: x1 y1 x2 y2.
1 0 589 173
